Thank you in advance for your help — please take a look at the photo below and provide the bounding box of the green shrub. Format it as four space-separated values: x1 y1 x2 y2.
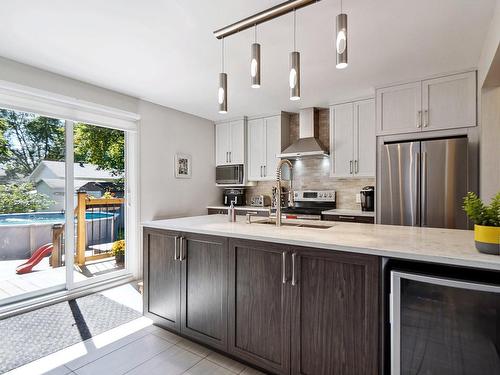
463 192 500 227
0 183 54 214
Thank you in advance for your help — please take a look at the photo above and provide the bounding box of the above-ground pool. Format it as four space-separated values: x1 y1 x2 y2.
0 211 120 260
0 212 114 226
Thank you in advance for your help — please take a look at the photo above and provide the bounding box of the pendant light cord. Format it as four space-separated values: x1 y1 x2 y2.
341 0 342 13
221 37 225 72
293 9 296 51
254 24 257 43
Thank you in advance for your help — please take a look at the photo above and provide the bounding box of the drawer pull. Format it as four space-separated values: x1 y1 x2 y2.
339 216 356 220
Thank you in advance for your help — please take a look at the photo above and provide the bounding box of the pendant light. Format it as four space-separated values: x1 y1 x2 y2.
218 38 228 113
336 0 348 69
251 25 261 88
289 9 300 101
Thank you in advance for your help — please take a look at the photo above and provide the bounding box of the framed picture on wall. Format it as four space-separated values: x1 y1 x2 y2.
174 153 192 179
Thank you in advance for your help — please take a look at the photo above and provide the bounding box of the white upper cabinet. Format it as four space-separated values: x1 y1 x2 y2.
376 71 477 135
376 82 422 135
354 99 376 177
422 71 476 131
331 99 375 178
247 118 265 181
247 114 289 181
215 119 246 166
331 103 354 177
215 122 231 166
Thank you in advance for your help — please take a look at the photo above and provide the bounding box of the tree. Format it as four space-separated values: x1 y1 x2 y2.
74 123 124 175
0 109 65 178
0 183 54 214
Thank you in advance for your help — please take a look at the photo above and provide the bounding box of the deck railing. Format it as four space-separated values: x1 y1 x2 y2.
51 192 125 267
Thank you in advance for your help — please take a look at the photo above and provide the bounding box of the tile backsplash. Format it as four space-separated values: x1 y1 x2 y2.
246 110 375 210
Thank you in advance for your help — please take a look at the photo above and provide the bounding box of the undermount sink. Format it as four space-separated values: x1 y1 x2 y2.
254 220 334 229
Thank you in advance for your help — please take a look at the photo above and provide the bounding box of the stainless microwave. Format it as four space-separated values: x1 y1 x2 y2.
216 164 244 185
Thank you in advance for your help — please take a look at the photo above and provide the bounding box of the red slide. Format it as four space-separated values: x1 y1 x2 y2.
16 243 53 274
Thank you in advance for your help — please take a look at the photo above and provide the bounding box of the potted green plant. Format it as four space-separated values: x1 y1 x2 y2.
112 239 125 265
463 192 500 255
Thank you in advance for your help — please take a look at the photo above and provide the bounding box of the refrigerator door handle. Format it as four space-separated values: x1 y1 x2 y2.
415 152 421 227
421 152 428 226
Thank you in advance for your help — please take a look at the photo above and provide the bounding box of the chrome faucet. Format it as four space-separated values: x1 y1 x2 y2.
274 159 294 227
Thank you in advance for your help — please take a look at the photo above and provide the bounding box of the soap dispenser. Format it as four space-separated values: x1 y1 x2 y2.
228 201 236 222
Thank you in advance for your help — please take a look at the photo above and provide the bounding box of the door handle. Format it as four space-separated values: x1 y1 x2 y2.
417 111 422 128
282 251 288 284
229 151 232 163
354 160 359 174
260 165 263 177
291 252 297 286
226 152 228 163
263 165 266 177
349 160 353 174
423 110 428 127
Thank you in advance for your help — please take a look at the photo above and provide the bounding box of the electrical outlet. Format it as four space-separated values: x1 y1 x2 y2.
356 193 361 203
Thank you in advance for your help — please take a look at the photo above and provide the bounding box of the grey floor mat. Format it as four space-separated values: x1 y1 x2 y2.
0 293 141 374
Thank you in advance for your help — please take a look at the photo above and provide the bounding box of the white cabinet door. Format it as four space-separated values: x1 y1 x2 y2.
330 103 354 177
229 120 245 164
422 71 476 131
264 116 281 179
376 82 422 135
215 122 230 166
354 99 375 177
247 118 265 181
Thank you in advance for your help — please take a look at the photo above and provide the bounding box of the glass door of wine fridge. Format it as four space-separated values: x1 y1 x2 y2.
390 271 500 375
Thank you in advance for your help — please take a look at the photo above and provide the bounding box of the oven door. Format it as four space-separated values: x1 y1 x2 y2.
390 271 500 375
216 165 243 185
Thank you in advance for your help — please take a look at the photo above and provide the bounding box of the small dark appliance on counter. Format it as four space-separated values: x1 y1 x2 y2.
360 186 375 211
223 188 245 206
250 195 271 207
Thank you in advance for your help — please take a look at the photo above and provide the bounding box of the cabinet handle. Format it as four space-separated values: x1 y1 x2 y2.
174 236 180 260
417 111 422 128
354 160 359 174
229 151 232 163
349 160 353 174
260 165 263 177
282 251 288 284
291 252 297 286
424 110 428 127
339 215 356 220
263 165 266 177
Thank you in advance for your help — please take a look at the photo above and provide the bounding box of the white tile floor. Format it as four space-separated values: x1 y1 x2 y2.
3 284 266 375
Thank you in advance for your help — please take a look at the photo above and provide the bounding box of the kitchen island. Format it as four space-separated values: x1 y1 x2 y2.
142 215 500 375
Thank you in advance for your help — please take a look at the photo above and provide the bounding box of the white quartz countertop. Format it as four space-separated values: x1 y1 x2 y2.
207 205 271 212
322 209 375 217
142 215 500 271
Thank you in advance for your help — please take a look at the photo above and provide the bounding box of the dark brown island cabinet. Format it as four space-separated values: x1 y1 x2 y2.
143 227 380 375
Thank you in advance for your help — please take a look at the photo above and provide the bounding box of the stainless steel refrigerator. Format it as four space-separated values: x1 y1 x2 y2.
380 137 469 229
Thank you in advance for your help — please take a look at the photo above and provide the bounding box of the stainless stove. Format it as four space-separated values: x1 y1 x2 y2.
279 190 336 220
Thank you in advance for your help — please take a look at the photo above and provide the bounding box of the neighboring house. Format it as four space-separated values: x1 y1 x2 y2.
0 165 6 184
29 160 122 211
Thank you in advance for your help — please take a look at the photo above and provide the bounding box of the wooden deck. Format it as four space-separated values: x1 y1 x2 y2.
0 256 123 303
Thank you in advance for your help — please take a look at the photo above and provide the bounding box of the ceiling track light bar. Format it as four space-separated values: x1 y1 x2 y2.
213 0 320 39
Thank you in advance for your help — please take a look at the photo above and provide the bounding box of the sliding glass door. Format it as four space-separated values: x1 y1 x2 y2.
0 108 67 305
0 107 136 307
71 122 129 287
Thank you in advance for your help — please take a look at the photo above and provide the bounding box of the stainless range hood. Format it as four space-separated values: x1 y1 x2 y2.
278 107 328 159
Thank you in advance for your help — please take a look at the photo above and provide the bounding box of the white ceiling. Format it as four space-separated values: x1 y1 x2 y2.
0 0 496 121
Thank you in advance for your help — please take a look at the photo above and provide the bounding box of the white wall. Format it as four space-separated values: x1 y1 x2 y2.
478 0 500 201
478 0 500 88
138 100 219 221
